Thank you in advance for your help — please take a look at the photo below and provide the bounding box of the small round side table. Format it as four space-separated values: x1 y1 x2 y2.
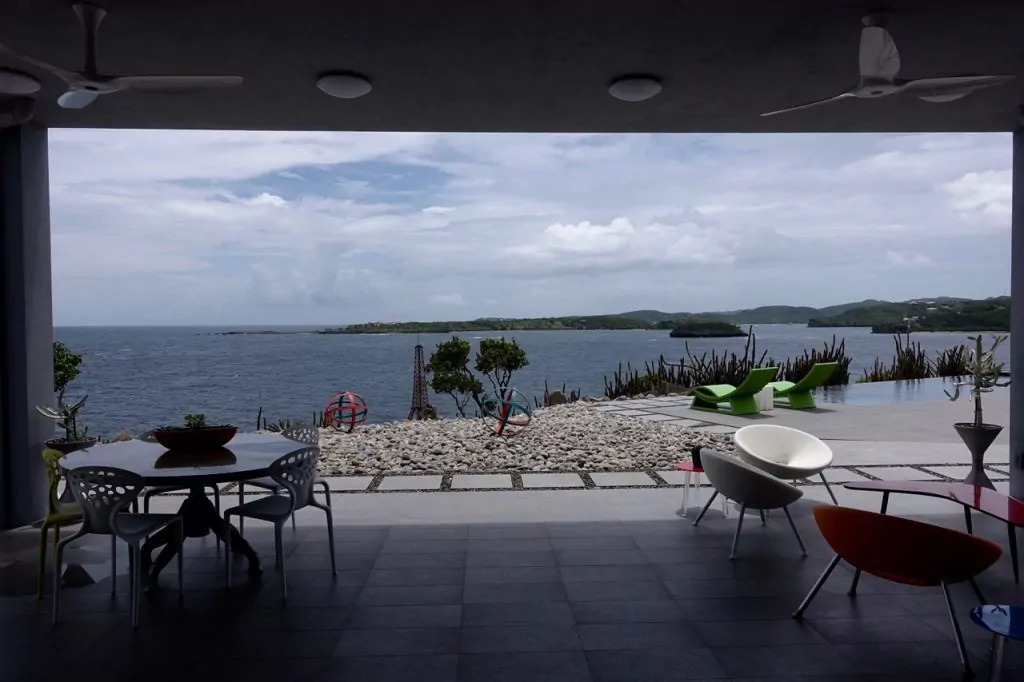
674 460 729 518
971 604 1024 681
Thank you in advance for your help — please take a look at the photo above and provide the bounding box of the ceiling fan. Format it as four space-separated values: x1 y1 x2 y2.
761 13 1014 117
0 3 243 109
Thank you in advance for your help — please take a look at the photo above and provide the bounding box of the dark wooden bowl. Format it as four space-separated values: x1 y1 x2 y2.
152 425 237 451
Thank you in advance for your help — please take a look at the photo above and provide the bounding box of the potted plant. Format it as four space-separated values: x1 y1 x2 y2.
945 334 1010 488
152 413 237 452
36 341 97 455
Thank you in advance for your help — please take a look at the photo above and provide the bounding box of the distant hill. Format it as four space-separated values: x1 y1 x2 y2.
297 296 1009 334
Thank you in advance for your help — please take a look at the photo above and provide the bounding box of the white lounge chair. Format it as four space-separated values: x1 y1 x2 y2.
734 424 837 505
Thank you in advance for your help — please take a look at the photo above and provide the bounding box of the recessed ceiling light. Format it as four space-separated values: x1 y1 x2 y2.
0 68 41 95
317 72 372 99
608 75 662 102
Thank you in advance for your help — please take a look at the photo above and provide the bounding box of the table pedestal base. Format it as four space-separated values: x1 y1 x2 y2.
142 487 261 589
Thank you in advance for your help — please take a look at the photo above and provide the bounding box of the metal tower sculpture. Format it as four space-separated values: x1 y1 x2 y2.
408 339 433 420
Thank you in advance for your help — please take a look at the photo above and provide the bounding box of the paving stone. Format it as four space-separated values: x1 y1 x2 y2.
925 465 1008 480
810 468 871 483
321 476 373 491
637 413 681 422
450 474 513 489
589 472 656 487
378 475 444 491
861 466 943 481
520 473 585 489
593 406 626 412
689 424 736 434
991 464 1011 474
609 410 650 417
656 470 710 486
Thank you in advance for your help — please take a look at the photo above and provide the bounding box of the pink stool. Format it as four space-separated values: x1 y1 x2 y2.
675 460 729 518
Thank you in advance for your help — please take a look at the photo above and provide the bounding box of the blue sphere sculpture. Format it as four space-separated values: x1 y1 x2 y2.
480 388 532 436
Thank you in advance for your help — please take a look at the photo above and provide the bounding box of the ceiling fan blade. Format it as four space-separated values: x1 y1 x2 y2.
57 89 100 109
0 42 78 83
859 26 900 80
110 75 243 93
900 75 1014 100
760 92 854 117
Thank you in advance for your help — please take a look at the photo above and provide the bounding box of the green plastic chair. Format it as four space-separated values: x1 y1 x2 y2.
37 448 83 599
690 366 779 415
768 362 839 409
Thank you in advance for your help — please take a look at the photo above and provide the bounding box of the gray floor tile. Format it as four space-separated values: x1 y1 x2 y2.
710 644 857 677
695 619 828 647
326 655 458 682
462 602 576 627
357 585 464 607
463 582 567 604
585 648 726 680
460 625 582 653
458 652 592 682
374 553 467 569
578 622 698 650
571 600 685 624
565 581 673 602
806 616 950 644
466 551 556 568
468 524 549 540
559 565 659 582
365 568 466 587
389 526 470 541
556 550 649 565
381 540 469 554
346 605 463 629
549 536 638 552
465 566 562 584
334 628 460 656
468 539 553 553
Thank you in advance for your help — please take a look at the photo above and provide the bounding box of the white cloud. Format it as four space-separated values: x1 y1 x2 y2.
244 193 287 207
428 294 466 306
885 251 935 268
47 130 1011 325
942 170 1012 223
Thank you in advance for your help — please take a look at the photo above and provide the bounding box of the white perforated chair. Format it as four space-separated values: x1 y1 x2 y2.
693 449 806 559
224 447 336 601
235 424 330 536
734 425 838 505
55 466 184 628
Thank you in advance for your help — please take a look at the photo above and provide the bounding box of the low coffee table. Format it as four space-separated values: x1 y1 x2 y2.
844 480 1023 585
674 460 729 518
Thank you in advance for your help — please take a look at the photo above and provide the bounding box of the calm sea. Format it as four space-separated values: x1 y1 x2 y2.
54 325 1012 437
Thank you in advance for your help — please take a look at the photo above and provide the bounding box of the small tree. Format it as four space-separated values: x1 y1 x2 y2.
426 336 483 417
946 334 1011 427
476 337 529 393
52 341 83 398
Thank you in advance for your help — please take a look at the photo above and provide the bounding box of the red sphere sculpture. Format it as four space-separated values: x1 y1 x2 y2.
324 391 368 433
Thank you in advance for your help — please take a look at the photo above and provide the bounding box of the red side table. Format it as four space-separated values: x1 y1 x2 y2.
675 460 729 518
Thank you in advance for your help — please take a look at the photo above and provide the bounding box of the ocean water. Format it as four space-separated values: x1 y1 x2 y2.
53 325 1011 437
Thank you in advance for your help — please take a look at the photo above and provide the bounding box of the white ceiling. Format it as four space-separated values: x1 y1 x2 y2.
2 0 1023 132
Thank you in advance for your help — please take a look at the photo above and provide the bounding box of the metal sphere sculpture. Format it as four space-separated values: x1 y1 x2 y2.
324 391 368 433
480 388 532 436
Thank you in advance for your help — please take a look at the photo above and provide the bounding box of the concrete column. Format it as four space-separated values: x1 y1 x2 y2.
0 124 53 528
1013 129 1024 500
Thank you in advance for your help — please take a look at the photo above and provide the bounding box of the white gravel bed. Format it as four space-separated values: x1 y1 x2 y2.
317 402 734 475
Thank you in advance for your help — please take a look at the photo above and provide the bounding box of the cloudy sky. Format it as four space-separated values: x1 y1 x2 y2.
49 131 1011 326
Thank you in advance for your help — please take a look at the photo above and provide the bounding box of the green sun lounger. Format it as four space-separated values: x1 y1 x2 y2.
767 361 839 409
690 366 779 415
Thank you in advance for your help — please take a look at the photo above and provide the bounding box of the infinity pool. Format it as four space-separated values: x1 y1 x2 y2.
814 377 1008 405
